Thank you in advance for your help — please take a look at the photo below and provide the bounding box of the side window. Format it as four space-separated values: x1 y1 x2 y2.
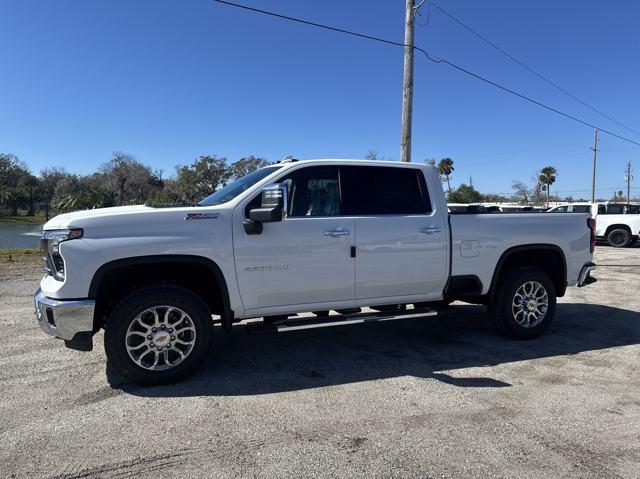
279 166 341 217
598 205 607 215
605 204 624 214
627 205 640 214
550 206 568 213
342 166 430 215
572 205 591 213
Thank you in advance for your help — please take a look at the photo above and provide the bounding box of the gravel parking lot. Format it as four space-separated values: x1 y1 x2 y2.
1 245 639 479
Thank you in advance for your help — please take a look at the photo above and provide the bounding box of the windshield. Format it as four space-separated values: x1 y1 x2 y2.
198 166 282 206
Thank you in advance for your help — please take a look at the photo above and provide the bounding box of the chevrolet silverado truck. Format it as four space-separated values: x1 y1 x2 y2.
35 159 597 385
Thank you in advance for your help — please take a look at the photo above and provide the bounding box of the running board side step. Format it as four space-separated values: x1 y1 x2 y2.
246 306 446 335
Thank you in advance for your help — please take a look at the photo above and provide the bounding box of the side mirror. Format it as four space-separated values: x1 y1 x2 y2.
244 184 288 235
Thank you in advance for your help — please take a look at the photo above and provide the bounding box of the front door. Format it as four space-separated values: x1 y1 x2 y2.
233 165 355 313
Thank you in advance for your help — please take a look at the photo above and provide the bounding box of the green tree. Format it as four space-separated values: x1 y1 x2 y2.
175 155 231 204
0 153 40 215
437 157 454 193
448 184 483 203
55 173 116 212
538 166 557 207
229 156 269 179
40 167 72 206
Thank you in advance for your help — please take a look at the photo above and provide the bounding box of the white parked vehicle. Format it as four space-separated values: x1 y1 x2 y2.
547 202 640 247
448 203 545 213
35 159 596 385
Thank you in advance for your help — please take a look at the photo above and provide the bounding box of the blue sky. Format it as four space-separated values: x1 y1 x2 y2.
1 0 639 199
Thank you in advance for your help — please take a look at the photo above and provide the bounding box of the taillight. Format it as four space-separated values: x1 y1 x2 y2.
587 218 596 253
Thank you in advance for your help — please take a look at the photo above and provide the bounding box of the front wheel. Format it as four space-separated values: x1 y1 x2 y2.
104 285 213 386
489 267 556 339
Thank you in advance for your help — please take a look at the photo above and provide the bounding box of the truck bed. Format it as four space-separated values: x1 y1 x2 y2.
449 213 592 294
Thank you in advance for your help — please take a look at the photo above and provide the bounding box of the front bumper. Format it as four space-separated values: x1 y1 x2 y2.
577 262 597 287
34 289 95 341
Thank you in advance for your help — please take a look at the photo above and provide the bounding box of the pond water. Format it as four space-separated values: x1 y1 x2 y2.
0 224 43 249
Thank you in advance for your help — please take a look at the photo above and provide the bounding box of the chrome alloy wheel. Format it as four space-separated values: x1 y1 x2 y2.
125 306 196 371
511 281 549 328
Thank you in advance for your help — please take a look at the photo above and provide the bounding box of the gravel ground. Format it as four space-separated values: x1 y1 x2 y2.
0 245 639 478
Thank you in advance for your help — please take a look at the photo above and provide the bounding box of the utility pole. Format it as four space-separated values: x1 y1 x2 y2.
590 129 598 202
625 161 633 204
400 0 416 163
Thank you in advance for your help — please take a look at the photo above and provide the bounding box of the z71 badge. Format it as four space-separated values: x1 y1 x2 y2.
184 213 220 220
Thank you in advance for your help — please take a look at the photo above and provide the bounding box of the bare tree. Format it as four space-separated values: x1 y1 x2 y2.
100 152 154 205
530 171 544 206
511 180 531 205
366 150 379 161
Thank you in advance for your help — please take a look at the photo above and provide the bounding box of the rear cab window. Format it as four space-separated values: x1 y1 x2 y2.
572 205 591 213
340 165 431 215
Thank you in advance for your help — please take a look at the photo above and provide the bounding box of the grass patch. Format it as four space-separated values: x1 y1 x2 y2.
0 249 42 263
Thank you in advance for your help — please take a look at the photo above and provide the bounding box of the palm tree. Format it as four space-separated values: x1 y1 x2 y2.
538 166 557 207
437 158 455 193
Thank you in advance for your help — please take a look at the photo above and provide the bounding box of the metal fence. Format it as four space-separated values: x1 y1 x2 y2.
0 202 57 250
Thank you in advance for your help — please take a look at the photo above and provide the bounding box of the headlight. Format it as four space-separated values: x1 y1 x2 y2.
41 229 83 280
43 228 83 253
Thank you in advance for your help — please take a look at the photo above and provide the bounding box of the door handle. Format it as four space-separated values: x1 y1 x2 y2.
419 226 442 234
324 229 350 237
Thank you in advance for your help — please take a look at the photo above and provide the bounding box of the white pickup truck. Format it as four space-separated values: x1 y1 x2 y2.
35 159 596 385
547 202 640 247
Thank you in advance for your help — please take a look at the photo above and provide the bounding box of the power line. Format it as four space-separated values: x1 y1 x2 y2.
415 1 432 27
211 0 640 149
429 1 640 137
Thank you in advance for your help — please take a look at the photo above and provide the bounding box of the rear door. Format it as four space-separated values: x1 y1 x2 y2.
341 165 449 302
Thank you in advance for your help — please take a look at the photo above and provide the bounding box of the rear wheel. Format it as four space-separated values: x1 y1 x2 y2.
606 228 632 248
104 285 213 386
489 267 556 339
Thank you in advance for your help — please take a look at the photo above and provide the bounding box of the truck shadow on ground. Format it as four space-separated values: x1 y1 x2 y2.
109 303 640 397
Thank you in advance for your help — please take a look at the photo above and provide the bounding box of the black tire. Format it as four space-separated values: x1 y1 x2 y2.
606 228 632 248
488 267 556 340
104 285 213 386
